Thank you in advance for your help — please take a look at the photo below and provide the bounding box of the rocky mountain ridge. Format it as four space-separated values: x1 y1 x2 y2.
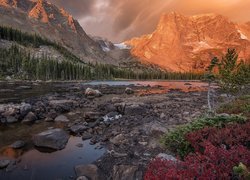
126 12 250 72
0 0 113 64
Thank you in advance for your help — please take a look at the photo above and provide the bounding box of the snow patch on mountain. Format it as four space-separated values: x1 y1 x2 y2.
114 43 131 50
238 30 248 40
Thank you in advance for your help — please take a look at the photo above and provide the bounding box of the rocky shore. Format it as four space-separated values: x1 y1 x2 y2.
0 81 219 179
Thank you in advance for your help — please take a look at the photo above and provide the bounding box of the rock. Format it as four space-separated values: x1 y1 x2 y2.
103 112 122 122
45 111 58 122
70 124 88 134
49 100 76 113
143 121 168 135
139 142 148 146
160 113 166 119
85 88 102 98
125 87 134 95
156 153 178 162
10 140 26 149
218 113 230 117
2 107 18 117
76 143 84 148
75 164 102 180
0 159 10 169
110 134 125 145
22 112 37 124
112 165 142 180
184 83 192 86
54 115 70 122
20 103 32 117
183 111 190 116
5 76 11 81
84 112 101 122
33 128 70 150
82 132 93 140
6 116 18 123
76 176 88 180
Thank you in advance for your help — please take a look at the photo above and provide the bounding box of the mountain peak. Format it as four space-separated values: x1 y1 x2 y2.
126 12 250 72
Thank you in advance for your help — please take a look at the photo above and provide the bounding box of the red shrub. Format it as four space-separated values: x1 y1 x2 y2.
185 121 250 152
145 143 250 179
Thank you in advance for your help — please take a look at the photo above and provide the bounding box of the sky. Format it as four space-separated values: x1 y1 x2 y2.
49 0 250 42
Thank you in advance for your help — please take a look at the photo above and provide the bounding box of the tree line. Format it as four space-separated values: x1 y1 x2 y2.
0 25 203 80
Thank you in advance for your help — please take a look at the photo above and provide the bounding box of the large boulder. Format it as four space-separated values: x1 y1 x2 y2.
0 159 11 169
33 129 69 150
10 140 26 149
75 164 102 180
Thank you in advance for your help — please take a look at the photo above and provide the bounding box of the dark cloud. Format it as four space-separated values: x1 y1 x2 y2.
49 0 97 18
48 0 250 42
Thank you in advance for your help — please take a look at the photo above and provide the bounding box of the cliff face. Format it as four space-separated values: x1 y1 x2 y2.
0 0 109 63
126 12 250 72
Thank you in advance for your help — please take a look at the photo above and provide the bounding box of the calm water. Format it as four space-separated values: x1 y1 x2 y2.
0 137 105 180
0 80 208 103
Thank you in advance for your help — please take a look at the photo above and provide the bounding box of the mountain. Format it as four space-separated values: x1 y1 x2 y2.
125 12 250 72
0 0 111 63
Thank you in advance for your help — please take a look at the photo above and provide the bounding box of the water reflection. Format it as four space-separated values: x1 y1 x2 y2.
0 137 105 180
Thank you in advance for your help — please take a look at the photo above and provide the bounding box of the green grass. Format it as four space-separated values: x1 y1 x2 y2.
217 95 250 117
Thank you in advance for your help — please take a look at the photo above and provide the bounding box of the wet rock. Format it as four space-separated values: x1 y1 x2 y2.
125 87 134 95
33 128 70 150
54 115 70 122
0 159 10 169
22 112 37 124
82 132 93 140
112 165 142 180
20 103 32 117
2 107 18 117
70 124 88 134
10 140 26 149
45 110 58 122
75 164 102 180
85 88 102 98
84 112 101 122
156 153 178 162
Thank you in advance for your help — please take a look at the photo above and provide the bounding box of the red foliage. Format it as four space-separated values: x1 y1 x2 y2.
145 143 250 179
185 121 250 152
145 122 250 179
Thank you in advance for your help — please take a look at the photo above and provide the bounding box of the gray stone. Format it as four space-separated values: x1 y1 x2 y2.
10 140 26 149
75 164 102 180
6 116 18 123
110 134 125 145
20 103 32 117
156 153 178 162
82 132 93 140
70 124 88 134
22 112 37 124
112 165 142 180
84 112 101 122
33 128 69 150
54 115 69 122
5 76 11 81
143 121 168 135
0 159 10 169
76 176 88 180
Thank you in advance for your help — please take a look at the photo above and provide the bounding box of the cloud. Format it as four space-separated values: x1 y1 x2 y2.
49 0 250 42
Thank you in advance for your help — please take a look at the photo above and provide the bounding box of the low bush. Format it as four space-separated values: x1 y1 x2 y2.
145 142 250 179
161 115 247 158
186 121 250 152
